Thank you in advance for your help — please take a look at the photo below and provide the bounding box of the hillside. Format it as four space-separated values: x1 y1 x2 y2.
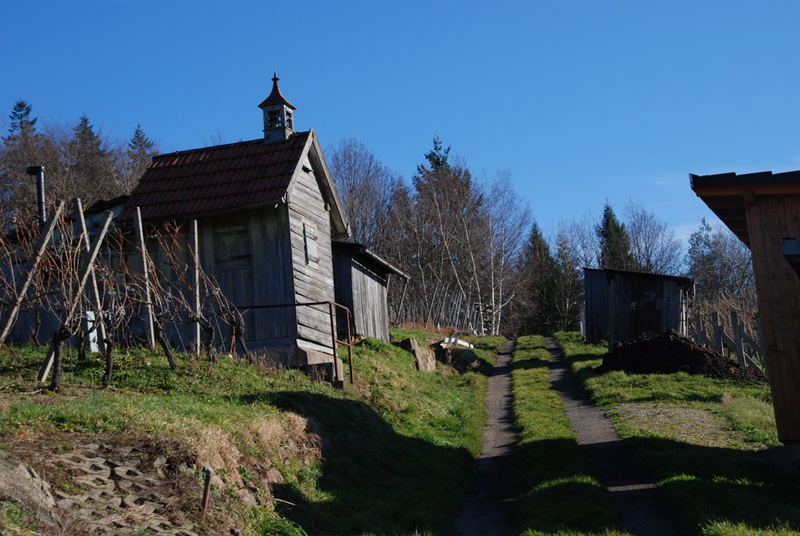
0 334 493 536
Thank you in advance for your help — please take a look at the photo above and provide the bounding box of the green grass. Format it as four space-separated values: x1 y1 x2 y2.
511 335 629 536
553 331 800 536
0 331 490 536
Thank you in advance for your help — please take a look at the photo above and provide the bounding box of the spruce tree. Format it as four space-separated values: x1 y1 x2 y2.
518 221 556 334
4 99 37 141
551 231 583 331
127 123 155 163
596 203 636 270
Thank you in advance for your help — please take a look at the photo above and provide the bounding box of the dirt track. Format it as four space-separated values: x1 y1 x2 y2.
546 338 679 536
453 341 517 536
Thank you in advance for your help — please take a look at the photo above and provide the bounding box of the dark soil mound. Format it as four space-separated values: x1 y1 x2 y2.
600 332 765 383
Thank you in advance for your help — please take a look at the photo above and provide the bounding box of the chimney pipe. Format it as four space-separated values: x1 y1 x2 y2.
25 166 46 227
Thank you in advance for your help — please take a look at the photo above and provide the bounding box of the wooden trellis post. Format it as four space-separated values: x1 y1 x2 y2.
192 219 201 356
135 207 156 350
38 211 114 382
0 200 66 346
74 199 106 349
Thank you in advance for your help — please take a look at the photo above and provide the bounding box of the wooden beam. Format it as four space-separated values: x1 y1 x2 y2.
135 207 156 350
74 199 106 348
0 200 65 346
192 219 201 356
38 211 114 382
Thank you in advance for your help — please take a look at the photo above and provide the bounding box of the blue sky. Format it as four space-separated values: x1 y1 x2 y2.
3 1 800 241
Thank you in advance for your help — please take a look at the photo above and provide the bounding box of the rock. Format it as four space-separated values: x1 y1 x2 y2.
397 338 436 372
266 468 284 484
0 450 63 532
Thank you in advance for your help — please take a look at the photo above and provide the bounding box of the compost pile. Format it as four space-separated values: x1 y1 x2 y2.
600 332 765 383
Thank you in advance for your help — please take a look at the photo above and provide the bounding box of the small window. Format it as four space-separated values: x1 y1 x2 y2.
303 222 319 269
286 111 293 130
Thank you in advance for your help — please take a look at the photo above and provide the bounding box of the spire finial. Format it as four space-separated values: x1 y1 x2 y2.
272 71 279 83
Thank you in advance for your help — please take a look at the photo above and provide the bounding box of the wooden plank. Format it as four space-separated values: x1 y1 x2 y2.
192 219 201 355
135 207 156 350
75 199 106 347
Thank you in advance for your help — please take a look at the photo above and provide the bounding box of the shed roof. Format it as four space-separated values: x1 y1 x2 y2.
333 240 410 279
584 267 693 288
690 170 800 246
119 131 311 222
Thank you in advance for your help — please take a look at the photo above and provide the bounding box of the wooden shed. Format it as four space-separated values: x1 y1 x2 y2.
115 76 351 381
583 268 693 346
691 170 800 443
332 240 409 342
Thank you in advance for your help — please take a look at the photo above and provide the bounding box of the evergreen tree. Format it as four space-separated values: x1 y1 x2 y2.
516 221 556 334
551 230 583 331
596 203 636 270
68 114 112 197
4 99 37 141
127 123 155 163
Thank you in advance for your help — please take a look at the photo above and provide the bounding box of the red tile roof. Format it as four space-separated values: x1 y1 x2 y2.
120 131 310 221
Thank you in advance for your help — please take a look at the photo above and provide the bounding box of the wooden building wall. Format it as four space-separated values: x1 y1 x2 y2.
583 270 608 344
286 156 335 354
333 250 391 342
584 269 690 346
196 206 296 351
745 196 800 442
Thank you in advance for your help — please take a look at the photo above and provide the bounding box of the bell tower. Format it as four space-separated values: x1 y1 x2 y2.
259 73 296 143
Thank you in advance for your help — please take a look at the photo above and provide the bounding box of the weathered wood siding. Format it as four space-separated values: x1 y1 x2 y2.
287 157 335 352
584 269 690 346
333 249 391 342
744 195 800 442
197 206 296 350
583 269 608 344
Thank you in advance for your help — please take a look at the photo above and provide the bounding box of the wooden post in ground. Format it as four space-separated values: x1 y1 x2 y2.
191 219 201 356
731 311 746 366
711 311 723 354
135 207 156 350
74 199 106 349
0 200 65 346
38 211 114 382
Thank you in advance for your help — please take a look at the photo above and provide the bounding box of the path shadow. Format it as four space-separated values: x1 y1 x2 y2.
626 436 800 531
241 391 474 535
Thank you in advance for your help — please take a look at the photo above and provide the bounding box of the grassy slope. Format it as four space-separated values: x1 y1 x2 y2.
511 335 628 536
553 332 800 536
0 332 492 536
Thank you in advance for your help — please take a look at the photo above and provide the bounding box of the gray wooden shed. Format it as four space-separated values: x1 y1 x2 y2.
583 268 693 346
115 77 351 380
332 241 409 342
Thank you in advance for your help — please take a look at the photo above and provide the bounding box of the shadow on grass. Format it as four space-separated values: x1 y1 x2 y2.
447 348 494 376
244 391 474 536
509 358 550 371
628 437 800 532
515 436 800 534
514 437 623 534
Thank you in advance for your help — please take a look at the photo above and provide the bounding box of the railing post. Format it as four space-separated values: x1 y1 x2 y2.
346 307 354 384
328 302 340 386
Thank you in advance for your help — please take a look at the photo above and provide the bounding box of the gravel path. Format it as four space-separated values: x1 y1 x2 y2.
546 338 679 536
453 341 518 536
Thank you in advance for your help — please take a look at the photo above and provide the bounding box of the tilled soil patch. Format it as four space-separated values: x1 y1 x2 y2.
600 333 764 383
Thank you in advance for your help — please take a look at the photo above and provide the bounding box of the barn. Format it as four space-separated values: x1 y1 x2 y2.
115 76 352 382
691 169 800 443
583 268 693 346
